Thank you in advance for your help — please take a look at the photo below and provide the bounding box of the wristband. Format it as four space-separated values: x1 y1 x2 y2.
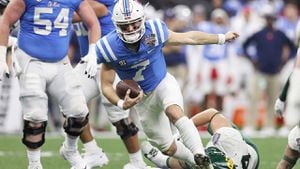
0 45 7 62
117 99 124 109
217 34 226 45
88 43 96 55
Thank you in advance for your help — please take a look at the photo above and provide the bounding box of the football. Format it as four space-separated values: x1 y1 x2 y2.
116 80 141 99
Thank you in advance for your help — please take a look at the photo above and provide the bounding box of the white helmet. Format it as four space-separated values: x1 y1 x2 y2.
112 0 146 44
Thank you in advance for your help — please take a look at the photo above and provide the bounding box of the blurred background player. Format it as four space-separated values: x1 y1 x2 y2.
242 4 297 136
142 108 259 169
94 0 239 168
198 8 232 112
0 0 100 168
72 0 152 168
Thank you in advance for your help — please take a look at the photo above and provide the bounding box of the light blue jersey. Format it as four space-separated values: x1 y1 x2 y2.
73 0 116 57
201 23 229 61
18 0 81 62
96 19 169 93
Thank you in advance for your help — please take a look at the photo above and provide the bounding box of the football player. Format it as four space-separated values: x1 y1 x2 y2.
72 0 154 168
89 0 239 168
276 125 300 169
142 108 259 169
0 0 100 169
275 19 300 169
274 19 300 127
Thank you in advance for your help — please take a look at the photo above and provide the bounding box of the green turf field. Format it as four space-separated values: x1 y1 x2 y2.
0 135 295 169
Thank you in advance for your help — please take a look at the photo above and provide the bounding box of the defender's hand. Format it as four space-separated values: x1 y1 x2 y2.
274 98 285 117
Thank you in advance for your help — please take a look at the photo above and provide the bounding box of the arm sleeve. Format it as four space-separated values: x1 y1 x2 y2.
279 76 290 102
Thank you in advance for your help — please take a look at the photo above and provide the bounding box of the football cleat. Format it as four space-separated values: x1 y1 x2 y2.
60 143 87 169
194 154 213 169
82 147 109 169
28 162 43 169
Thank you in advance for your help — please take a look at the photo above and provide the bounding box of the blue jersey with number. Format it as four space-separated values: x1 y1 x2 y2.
18 0 81 62
96 19 169 93
73 0 115 57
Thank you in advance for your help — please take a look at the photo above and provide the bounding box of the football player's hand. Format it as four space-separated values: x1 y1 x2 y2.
225 31 239 43
81 44 97 78
274 98 285 117
123 89 144 110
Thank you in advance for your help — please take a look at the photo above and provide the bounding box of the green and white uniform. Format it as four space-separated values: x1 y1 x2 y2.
206 124 260 169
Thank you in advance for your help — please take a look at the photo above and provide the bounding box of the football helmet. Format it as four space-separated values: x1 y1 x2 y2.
112 0 145 44
205 146 237 169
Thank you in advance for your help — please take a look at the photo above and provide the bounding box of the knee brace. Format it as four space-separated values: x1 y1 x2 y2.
63 114 89 136
113 118 139 140
22 120 47 149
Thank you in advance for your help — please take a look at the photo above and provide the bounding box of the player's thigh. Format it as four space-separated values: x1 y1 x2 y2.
48 61 88 117
16 50 48 121
101 94 129 123
136 91 174 151
74 62 100 101
156 73 184 110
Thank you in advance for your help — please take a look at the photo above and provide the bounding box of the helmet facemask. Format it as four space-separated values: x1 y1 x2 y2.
115 17 145 44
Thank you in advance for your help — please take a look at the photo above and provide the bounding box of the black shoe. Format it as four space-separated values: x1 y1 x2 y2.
194 154 211 169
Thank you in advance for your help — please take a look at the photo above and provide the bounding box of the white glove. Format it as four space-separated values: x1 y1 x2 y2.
81 44 97 78
8 36 17 48
0 45 9 80
274 98 285 117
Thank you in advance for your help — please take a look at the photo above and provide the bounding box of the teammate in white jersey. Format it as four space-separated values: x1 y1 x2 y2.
142 108 259 169
89 0 239 168
0 0 100 169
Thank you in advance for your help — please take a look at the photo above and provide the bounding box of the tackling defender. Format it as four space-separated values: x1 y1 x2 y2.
0 0 100 168
274 19 300 126
73 0 154 168
88 0 239 168
275 19 300 169
142 108 260 169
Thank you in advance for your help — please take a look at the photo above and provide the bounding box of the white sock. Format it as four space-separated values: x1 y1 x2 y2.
173 140 195 164
175 116 205 155
83 139 98 152
129 150 145 165
27 149 41 164
65 134 78 150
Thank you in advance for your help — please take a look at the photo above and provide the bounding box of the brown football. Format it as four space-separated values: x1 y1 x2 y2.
116 80 141 99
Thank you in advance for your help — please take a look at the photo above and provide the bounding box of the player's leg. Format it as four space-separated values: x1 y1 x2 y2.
162 74 209 166
141 141 198 169
136 73 210 168
277 126 300 169
16 49 47 169
48 58 89 169
74 62 108 168
103 94 151 169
